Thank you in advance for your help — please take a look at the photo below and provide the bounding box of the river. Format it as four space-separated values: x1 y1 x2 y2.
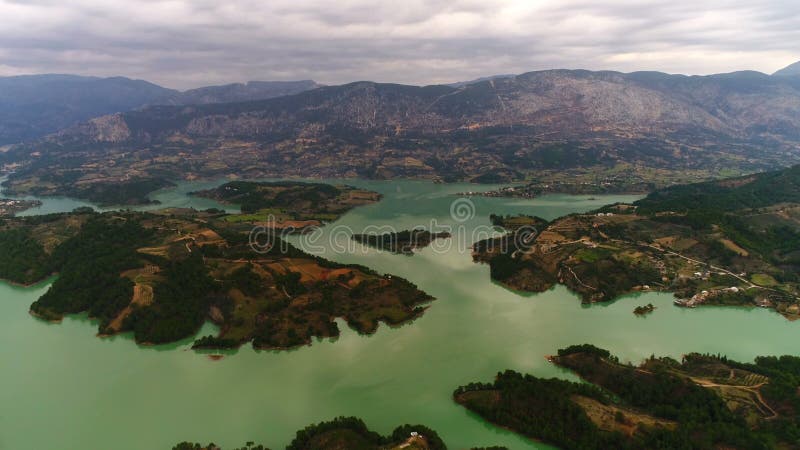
1 179 798 450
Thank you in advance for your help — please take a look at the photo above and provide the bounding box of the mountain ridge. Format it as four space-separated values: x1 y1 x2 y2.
0 74 173 144
0 75 321 145
774 61 800 76
3 67 800 204
45 68 800 143
157 80 323 106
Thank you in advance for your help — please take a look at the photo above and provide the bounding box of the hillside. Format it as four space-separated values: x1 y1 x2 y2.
4 68 800 203
774 61 800 77
0 74 174 145
635 164 800 213
0 75 321 145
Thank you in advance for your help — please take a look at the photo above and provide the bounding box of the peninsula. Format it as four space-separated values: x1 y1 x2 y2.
0 183 433 349
473 165 800 319
456 344 800 449
192 181 381 232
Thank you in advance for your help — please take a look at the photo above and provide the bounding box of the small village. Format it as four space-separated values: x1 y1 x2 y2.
458 174 656 199
456 185 537 198
674 286 745 308
0 198 41 216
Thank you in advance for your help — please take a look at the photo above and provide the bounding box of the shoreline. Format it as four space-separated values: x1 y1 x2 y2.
28 309 62 323
4 173 650 210
0 274 56 289
456 188 650 199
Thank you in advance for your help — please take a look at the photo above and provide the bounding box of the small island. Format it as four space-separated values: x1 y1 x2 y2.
455 344 800 450
192 181 381 232
633 303 655 316
351 229 451 255
473 165 800 319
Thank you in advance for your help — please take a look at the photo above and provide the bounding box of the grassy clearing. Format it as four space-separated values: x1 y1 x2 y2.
575 248 612 263
751 273 778 286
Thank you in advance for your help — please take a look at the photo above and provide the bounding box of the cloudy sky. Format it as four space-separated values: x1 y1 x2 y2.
1 0 798 89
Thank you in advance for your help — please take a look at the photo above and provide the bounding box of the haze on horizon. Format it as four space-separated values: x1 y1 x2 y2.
1 0 798 89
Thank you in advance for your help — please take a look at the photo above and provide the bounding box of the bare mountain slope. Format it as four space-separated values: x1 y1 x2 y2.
45 69 800 143
3 69 800 203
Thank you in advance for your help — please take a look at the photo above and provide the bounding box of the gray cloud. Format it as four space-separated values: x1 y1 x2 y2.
0 0 798 88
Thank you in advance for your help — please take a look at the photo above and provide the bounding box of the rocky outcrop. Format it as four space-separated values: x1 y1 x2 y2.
56 113 131 143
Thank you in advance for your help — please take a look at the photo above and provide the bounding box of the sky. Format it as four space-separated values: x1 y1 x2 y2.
0 0 798 89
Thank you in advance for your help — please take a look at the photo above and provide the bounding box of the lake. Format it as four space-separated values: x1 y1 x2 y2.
1 179 798 449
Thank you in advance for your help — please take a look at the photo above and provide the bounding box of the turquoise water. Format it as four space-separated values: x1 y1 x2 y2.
0 179 798 450
1 177 239 216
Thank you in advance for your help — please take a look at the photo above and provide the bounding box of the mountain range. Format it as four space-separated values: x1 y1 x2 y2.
0 75 320 145
1 62 800 203
36 65 800 146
